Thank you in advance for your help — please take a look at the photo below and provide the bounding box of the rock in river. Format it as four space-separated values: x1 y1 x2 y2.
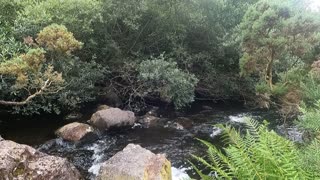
97 144 172 180
89 108 136 130
0 139 81 180
55 122 97 142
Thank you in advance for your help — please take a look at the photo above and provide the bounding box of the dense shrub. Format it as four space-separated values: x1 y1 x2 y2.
138 55 198 109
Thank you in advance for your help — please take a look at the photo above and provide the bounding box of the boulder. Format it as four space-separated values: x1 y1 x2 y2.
0 139 81 180
89 108 136 130
55 122 97 142
97 144 172 180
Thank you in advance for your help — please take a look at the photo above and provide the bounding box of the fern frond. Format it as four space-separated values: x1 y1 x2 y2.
192 119 307 179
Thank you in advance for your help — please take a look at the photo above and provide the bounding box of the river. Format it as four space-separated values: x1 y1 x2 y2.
0 102 283 179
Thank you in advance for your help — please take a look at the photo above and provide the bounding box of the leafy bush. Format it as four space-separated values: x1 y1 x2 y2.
138 55 198 109
192 119 308 179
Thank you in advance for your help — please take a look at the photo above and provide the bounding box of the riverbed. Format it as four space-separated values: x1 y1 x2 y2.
0 103 282 179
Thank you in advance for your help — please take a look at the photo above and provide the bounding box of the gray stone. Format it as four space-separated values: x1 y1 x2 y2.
55 122 97 142
97 144 172 180
89 108 136 130
0 140 81 180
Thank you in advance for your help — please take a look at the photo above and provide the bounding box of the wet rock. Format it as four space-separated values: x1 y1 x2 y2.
138 115 162 128
277 125 304 143
56 122 97 142
202 105 213 110
0 140 81 180
146 106 160 117
96 104 111 111
89 108 136 130
64 112 83 121
172 123 184 130
97 144 172 180
190 124 214 135
176 117 194 129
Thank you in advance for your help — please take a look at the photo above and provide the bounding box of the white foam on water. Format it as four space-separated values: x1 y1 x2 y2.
88 163 103 176
210 127 223 138
229 115 246 123
172 167 191 180
86 140 108 176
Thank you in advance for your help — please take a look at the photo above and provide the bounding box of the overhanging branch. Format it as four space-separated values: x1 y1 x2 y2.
0 79 50 106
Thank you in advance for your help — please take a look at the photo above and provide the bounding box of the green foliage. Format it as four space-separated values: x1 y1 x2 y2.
300 74 320 105
15 0 102 38
296 101 320 134
238 0 320 89
36 24 83 55
138 55 198 109
272 83 289 97
299 140 320 178
255 81 270 94
0 24 104 114
14 0 102 61
192 118 308 179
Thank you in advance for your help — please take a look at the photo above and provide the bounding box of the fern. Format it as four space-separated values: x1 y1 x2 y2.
192 118 309 179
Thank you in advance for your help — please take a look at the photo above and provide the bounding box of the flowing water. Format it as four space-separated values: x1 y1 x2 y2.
0 103 284 179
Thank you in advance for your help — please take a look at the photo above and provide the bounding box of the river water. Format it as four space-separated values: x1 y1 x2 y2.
0 103 283 179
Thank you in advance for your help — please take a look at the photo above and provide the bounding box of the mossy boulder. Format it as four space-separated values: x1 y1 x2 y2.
97 144 172 180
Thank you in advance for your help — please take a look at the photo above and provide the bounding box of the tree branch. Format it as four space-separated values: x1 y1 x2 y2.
0 79 51 106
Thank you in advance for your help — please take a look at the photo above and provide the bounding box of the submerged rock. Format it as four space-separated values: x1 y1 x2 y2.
64 112 83 121
176 117 194 129
139 115 163 128
97 144 172 180
0 139 81 180
55 122 97 142
276 125 304 143
89 108 136 130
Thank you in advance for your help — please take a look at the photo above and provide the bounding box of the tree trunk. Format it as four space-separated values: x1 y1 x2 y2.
265 49 274 90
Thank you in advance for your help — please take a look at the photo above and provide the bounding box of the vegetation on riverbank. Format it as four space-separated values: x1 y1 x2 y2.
1 0 320 178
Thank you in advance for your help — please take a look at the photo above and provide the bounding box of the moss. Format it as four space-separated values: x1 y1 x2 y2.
12 162 26 177
160 159 172 180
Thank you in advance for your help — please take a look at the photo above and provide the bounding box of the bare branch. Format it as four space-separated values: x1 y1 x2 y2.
0 79 51 106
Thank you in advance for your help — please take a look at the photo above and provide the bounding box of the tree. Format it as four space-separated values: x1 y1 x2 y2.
0 24 81 107
239 0 320 90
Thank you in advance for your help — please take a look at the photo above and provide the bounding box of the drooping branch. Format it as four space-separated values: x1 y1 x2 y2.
0 79 51 106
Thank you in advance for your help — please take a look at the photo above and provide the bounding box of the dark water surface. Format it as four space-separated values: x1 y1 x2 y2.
0 103 281 179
